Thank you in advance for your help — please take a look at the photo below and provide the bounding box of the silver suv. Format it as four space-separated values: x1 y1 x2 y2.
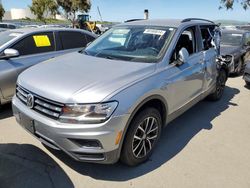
12 19 227 166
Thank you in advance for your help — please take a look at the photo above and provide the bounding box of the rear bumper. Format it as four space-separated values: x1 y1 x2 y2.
12 95 129 164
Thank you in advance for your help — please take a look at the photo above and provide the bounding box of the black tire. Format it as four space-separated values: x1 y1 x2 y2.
246 81 250 86
207 69 227 101
120 108 162 166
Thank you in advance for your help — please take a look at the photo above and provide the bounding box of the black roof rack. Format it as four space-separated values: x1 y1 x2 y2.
181 18 215 24
125 19 145 23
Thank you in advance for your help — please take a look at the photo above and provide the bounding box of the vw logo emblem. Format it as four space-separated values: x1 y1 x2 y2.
26 94 34 109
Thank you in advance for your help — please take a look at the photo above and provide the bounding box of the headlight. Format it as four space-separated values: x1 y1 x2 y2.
59 101 118 124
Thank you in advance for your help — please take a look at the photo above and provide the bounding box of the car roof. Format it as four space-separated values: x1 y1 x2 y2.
11 27 97 37
222 29 249 34
119 19 215 28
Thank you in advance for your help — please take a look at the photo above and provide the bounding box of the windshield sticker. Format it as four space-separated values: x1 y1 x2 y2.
144 29 166 35
9 33 22 37
33 35 51 47
232 34 242 37
169 28 174 31
113 29 130 35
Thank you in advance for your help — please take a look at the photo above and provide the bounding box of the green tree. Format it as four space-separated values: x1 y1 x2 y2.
30 0 58 24
220 0 250 10
57 0 91 27
0 4 5 22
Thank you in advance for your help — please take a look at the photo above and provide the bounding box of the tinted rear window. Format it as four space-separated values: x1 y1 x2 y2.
59 31 88 50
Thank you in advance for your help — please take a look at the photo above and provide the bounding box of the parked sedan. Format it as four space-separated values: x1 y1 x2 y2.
220 29 250 75
0 28 97 105
243 62 250 86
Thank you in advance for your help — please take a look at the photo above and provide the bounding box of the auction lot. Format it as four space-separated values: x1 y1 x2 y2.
0 76 250 188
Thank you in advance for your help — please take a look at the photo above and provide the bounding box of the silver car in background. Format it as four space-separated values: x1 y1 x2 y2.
12 18 227 166
0 28 96 105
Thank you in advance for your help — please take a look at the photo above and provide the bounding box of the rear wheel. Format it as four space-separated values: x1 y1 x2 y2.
120 108 162 166
208 69 227 101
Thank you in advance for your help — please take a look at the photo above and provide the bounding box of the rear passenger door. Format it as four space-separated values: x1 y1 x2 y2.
0 32 58 99
57 31 94 53
200 25 218 90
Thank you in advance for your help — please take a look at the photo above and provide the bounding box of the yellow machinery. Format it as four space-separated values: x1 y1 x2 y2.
76 14 101 34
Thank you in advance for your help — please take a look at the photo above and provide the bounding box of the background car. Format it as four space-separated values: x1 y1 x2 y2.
220 29 250 75
243 61 250 86
0 28 97 105
0 23 19 29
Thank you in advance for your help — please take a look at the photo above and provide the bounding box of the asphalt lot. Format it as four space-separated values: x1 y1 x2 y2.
0 76 250 188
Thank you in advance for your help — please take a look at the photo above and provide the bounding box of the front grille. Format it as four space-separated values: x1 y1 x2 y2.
16 85 64 119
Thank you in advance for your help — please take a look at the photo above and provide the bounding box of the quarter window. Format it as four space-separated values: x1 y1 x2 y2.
11 32 55 56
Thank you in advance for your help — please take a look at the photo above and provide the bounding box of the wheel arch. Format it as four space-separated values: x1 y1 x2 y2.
116 95 168 160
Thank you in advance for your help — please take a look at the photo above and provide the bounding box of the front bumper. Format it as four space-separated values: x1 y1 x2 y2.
12 95 129 164
243 73 250 83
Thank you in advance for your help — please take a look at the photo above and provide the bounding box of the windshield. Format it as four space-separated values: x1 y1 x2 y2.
84 26 176 63
221 33 243 46
0 31 22 48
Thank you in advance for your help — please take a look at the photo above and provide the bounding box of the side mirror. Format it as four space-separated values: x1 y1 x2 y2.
176 48 189 66
4 48 19 59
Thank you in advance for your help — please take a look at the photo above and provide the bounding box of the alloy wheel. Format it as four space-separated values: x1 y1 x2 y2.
132 117 159 159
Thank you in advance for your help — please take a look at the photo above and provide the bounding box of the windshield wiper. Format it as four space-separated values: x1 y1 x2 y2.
79 49 89 55
104 56 118 60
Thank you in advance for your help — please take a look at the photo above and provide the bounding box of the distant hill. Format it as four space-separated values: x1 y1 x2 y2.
214 20 249 26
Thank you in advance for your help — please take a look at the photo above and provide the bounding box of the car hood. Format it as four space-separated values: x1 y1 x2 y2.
18 52 156 103
220 45 241 56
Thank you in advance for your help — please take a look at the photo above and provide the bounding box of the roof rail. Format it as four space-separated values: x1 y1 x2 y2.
181 18 214 24
124 19 145 23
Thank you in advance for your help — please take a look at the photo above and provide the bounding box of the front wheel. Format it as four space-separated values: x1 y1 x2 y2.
207 69 227 101
120 108 162 166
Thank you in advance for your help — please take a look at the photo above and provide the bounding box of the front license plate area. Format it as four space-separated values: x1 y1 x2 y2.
19 113 35 134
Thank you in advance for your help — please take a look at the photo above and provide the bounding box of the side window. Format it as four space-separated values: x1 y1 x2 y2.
11 32 55 56
85 34 96 44
9 25 16 29
59 31 88 50
200 26 215 51
171 26 196 62
0 24 7 28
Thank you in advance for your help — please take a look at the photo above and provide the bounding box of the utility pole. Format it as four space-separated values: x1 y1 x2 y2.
97 6 103 22
144 9 149 19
